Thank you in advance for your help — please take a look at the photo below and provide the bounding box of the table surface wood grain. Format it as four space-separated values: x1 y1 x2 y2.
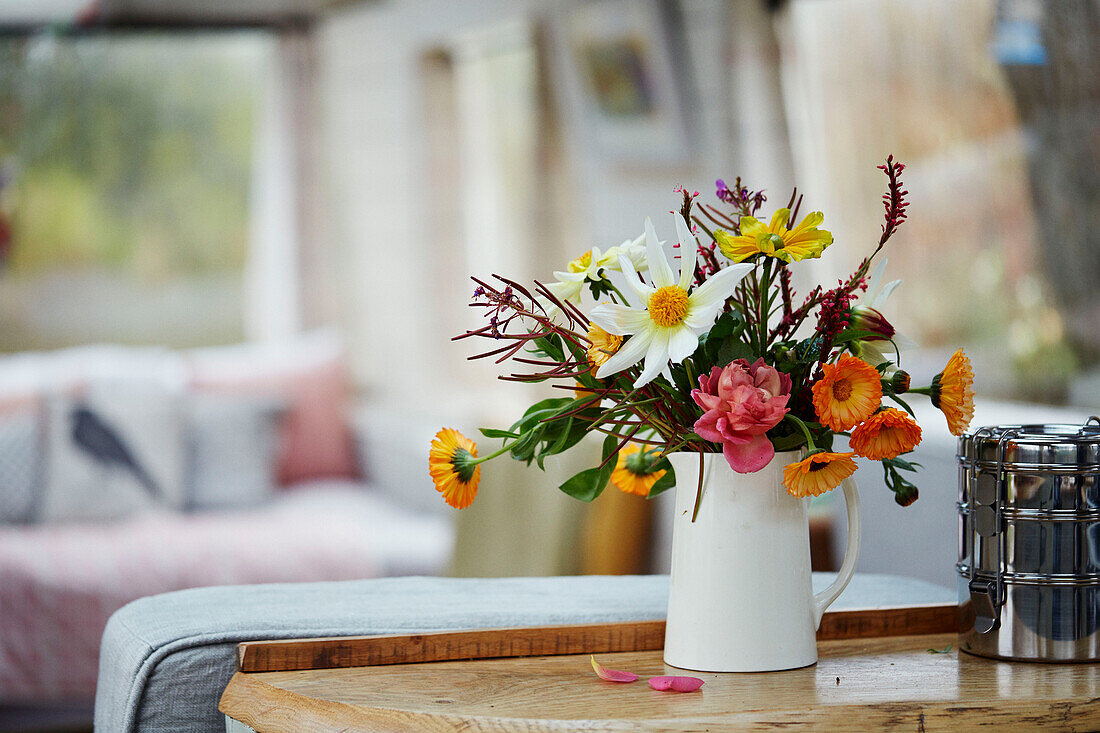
220 617 1100 731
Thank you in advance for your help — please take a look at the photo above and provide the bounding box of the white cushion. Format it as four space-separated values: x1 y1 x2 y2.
185 394 285 510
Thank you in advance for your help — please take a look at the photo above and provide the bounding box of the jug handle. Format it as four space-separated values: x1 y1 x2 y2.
813 475 862 628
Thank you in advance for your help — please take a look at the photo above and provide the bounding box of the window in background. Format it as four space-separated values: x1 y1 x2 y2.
419 22 580 400
778 0 1098 406
0 31 272 351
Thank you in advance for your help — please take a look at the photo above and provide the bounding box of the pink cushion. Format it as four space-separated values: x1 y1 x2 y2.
0 490 388 702
188 335 360 486
0 395 39 416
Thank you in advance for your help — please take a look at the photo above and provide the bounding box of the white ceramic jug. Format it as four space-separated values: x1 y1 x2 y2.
664 450 862 672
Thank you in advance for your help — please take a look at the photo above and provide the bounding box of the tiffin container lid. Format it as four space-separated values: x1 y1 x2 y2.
958 419 1100 468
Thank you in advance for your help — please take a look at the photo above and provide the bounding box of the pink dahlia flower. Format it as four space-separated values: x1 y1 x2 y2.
692 358 792 473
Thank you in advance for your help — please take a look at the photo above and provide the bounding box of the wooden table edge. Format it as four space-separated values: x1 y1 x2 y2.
235 603 959 673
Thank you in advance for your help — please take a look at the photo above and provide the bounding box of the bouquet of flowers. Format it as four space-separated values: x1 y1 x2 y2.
429 157 975 517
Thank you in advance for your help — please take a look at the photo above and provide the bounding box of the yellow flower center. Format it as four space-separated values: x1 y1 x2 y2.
647 286 690 328
568 251 593 273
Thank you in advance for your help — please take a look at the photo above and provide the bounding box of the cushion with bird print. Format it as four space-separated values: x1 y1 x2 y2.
39 380 187 523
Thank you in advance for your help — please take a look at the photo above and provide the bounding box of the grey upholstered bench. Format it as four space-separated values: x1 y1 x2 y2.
94 573 953 732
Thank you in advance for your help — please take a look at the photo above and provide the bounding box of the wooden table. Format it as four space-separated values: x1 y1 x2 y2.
220 608 1100 732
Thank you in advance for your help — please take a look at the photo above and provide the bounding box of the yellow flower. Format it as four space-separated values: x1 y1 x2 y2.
812 354 883 432
611 444 666 497
428 428 481 509
849 407 922 460
714 208 833 263
932 348 975 436
783 451 857 498
586 322 622 369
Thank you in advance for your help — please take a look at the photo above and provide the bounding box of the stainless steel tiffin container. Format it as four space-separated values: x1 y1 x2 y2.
957 419 1100 662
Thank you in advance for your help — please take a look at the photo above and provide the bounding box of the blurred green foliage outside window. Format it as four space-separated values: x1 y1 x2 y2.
0 32 270 350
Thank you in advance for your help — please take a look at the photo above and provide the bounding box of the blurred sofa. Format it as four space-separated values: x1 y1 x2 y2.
0 330 454 706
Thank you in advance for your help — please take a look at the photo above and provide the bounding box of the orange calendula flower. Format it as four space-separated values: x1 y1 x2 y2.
783 451 858 498
849 407 922 460
586 322 622 369
812 354 883 432
611 444 666 497
932 348 975 436
428 428 481 509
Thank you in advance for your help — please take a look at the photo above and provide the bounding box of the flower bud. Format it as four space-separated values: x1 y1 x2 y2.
893 483 918 507
850 305 895 341
889 370 911 394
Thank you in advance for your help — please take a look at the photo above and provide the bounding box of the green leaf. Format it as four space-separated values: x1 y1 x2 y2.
545 417 576 456
701 312 746 368
522 397 574 421
927 643 953 654
884 455 921 472
532 334 564 362
708 311 741 341
595 433 620 492
508 428 540 463
670 361 695 395
558 467 607 502
575 370 602 393
889 393 917 418
600 433 619 463
770 433 807 452
646 458 676 498
716 339 755 367
555 418 594 456
833 328 878 343
479 428 519 440
501 394 607 470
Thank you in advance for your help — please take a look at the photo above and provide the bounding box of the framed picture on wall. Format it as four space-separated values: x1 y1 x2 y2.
563 0 691 164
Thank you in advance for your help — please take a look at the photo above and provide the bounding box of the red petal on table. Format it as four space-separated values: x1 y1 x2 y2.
590 655 638 682
648 675 705 692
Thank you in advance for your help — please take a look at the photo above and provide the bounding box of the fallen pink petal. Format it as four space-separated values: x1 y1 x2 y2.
648 675 705 692
590 655 638 683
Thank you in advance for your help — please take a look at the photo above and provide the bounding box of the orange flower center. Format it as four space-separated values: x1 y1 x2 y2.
648 285 690 328
832 380 853 402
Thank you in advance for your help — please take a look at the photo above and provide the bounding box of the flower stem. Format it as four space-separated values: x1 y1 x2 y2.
784 413 817 451
473 442 516 466
908 386 932 395
691 450 705 523
758 259 772 353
